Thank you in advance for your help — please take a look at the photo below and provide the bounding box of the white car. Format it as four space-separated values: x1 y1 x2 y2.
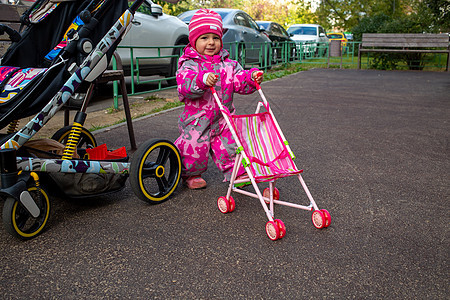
287 24 329 57
117 0 189 84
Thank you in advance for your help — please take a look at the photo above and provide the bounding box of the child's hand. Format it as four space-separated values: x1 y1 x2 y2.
252 71 264 84
205 73 219 87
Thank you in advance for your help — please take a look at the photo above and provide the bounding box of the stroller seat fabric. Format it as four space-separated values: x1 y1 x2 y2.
0 67 47 104
28 1 61 24
232 111 302 182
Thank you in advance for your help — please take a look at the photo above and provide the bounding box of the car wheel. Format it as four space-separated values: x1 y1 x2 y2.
272 46 278 64
237 43 246 67
290 43 297 61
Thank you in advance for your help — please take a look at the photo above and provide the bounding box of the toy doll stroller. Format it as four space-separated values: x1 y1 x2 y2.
0 0 181 240
211 75 331 241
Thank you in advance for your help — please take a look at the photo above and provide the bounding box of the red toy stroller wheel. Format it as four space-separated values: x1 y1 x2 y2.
265 221 280 241
228 196 235 212
217 196 230 213
263 187 280 204
321 209 331 227
312 210 325 229
274 219 286 239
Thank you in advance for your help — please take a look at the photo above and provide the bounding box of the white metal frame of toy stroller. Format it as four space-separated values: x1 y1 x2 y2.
210 77 331 241
0 0 182 240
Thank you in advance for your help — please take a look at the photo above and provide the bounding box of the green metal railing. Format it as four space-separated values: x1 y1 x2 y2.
109 40 448 107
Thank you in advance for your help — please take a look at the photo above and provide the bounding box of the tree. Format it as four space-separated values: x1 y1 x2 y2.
316 0 418 32
285 0 317 26
152 0 189 16
153 0 316 29
419 0 450 32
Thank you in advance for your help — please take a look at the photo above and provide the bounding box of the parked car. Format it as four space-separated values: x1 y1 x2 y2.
256 21 296 63
287 24 329 57
327 31 348 54
344 32 353 41
177 8 272 67
117 0 189 85
327 32 347 47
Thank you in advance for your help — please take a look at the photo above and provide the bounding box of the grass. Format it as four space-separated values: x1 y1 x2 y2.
264 63 307 80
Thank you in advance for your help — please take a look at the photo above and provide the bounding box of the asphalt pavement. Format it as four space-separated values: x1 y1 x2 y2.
1 68 449 299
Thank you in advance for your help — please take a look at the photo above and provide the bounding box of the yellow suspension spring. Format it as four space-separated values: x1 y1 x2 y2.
30 171 40 188
19 170 40 192
62 122 83 160
7 120 19 134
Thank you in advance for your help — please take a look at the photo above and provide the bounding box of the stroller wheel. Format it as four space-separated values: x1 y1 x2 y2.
228 196 235 212
130 139 181 204
311 210 325 229
274 219 286 239
265 221 280 241
321 209 331 227
52 125 97 149
217 196 230 213
2 187 50 240
263 187 280 204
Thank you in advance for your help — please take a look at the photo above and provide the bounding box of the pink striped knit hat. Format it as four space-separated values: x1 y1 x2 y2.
188 9 223 48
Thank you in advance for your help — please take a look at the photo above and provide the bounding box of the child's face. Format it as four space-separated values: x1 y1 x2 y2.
195 33 221 56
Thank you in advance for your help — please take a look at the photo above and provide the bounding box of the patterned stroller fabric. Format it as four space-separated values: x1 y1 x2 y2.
44 15 84 61
28 1 61 24
0 67 47 104
45 1 106 61
232 111 302 182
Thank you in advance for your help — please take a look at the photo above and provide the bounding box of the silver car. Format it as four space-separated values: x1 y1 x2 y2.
177 8 272 67
287 24 329 57
117 0 189 84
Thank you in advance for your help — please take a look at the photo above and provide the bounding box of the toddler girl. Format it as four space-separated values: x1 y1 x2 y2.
175 9 263 189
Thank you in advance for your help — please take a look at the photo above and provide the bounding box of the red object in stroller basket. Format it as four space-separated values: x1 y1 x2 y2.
210 76 331 241
86 144 127 160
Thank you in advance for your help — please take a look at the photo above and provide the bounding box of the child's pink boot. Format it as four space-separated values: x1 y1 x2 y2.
184 175 207 189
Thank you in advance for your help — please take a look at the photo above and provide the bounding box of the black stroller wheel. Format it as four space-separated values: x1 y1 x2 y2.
2 187 50 240
51 125 97 149
130 139 181 204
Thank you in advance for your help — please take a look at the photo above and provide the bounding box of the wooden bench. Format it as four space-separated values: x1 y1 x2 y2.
358 33 450 71
0 4 27 57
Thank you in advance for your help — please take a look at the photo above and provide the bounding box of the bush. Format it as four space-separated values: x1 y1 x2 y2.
351 14 392 42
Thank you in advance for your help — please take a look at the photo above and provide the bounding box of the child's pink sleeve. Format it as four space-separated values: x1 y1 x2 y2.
233 66 259 94
176 61 209 101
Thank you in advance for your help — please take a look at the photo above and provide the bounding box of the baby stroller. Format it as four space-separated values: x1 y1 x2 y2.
211 74 331 241
0 0 181 240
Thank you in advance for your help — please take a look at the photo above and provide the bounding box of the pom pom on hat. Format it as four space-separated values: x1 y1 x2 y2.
189 9 223 47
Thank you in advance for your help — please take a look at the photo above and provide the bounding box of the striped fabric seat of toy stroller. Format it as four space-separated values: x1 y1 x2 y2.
231 111 303 182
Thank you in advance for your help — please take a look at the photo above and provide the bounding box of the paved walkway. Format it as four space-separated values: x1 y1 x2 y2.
1 69 448 299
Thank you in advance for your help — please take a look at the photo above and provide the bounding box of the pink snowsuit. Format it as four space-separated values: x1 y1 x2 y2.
175 45 259 181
